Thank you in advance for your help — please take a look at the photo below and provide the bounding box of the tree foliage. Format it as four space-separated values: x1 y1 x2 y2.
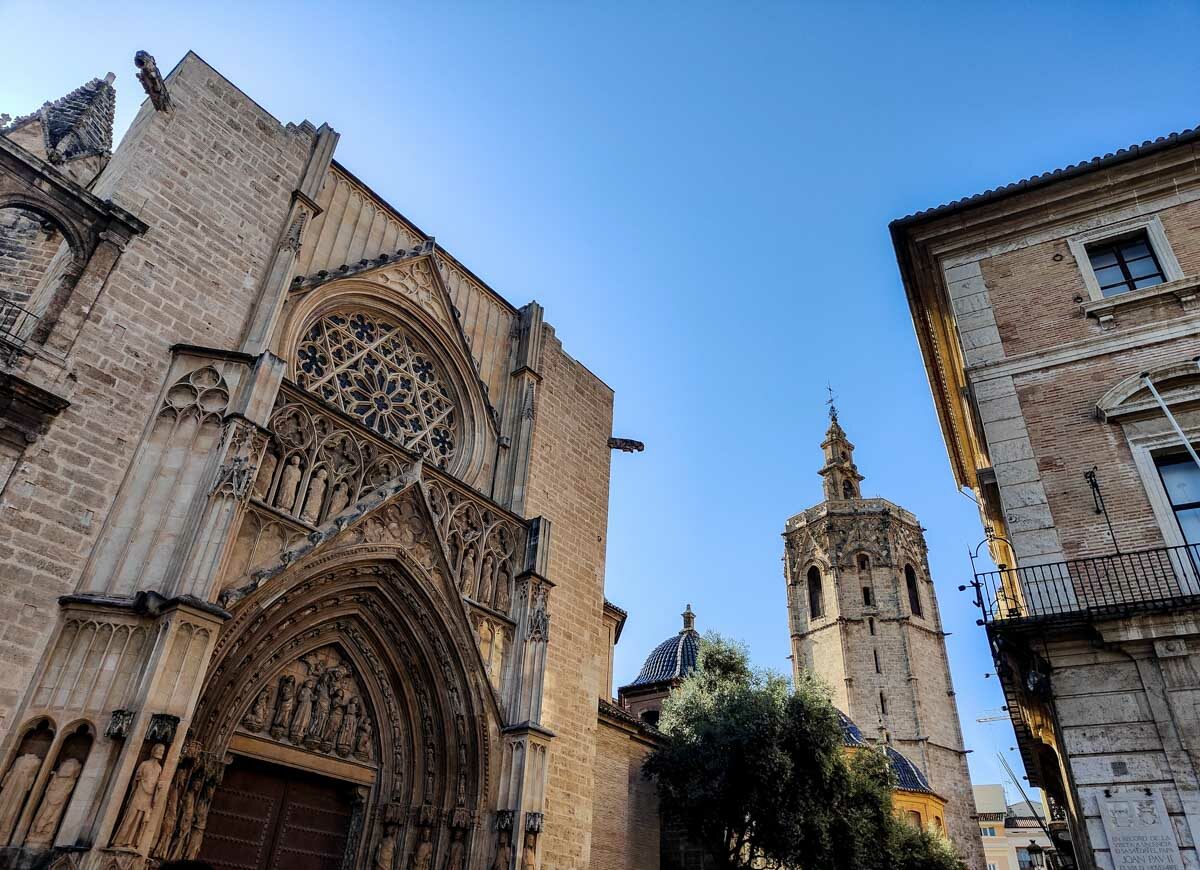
643 634 964 870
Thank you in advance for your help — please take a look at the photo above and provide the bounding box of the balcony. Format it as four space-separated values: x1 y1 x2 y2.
0 296 38 366
971 543 1200 624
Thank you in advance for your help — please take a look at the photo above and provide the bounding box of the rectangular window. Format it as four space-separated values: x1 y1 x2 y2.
1086 231 1167 297
988 864 998 870
868 617 875 636
1155 454 1200 545
862 586 874 606
981 826 996 838
873 649 881 674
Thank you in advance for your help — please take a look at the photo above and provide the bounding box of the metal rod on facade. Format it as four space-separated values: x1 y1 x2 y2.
1143 374 1200 472
997 752 1055 844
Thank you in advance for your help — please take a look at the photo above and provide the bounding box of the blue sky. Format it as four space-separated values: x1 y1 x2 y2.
4 0 1200 794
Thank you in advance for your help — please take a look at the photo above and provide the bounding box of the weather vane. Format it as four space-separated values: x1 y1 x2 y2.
825 383 838 422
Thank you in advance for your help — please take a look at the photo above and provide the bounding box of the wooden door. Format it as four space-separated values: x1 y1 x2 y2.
197 756 355 870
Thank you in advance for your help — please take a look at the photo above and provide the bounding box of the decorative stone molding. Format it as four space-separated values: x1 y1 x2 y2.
145 713 179 745
105 709 135 740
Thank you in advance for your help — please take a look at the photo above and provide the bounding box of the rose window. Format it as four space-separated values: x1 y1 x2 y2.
295 311 459 466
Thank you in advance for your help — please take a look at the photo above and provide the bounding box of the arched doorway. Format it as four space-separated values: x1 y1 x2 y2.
157 544 499 869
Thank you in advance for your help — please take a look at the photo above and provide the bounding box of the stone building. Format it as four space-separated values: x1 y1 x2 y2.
973 785 1054 870
893 124 1200 868
783 408 984 868
0 51 658 870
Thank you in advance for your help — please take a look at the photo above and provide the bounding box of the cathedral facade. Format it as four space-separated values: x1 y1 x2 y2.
783 409 985 869
0 51 651 870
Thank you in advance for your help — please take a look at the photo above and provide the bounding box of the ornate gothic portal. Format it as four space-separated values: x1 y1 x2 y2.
151 486 509 869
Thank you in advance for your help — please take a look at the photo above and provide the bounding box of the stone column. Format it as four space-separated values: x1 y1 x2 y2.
496 303 543 515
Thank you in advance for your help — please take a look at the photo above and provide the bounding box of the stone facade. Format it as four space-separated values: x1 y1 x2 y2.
0 50 653 870
783 409 985 868
894 127 1200 869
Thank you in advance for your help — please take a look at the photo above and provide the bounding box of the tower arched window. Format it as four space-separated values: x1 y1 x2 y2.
905 564 923 617
857 554 870 571
842 479 855 499
807 566 824 618
294 309 460 467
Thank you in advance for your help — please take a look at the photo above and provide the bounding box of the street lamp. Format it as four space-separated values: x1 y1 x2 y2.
1026 839 1046 869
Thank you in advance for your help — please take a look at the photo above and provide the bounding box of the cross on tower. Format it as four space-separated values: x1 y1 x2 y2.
825 383 838 423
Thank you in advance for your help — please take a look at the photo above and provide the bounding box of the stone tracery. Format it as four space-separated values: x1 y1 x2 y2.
295 309 459 467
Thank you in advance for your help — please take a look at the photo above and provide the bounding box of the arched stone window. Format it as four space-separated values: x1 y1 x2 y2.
857 554 870 571
842 479 855 499
807 566 824 618
905 564 923 617
294 309 460 467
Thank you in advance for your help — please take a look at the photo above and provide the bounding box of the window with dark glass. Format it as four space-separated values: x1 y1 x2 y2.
1155 454 1200 545
1086 232 1167 297
807 566 824 618
905 564 923 617
873 649 881 674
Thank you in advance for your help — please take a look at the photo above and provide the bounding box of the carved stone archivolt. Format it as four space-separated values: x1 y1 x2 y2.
239 645 377 763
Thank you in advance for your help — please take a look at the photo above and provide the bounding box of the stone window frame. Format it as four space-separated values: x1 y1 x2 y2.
1067 214 1183 302
1127 426 1197 553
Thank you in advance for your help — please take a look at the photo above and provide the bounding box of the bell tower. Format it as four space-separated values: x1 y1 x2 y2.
783 403 984 868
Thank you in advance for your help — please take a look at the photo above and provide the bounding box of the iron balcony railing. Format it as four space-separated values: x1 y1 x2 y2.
0 296 38 365
972 543 1200 623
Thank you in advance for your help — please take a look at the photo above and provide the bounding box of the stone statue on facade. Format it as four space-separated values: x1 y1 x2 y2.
520 832 537 870
24 757 82 848
291 678 317 743
327 480 350 518
374 823 398 870
277 456 303 513
491 829 512 870
300 468 327 523
354 717 373 760
242 687 271 732
270 675 296 741
0 753 42 844
112 743 166 850
336 697 359 756
460 545 477 593
445 826 466 870
411 825 433 870
478 553 495 606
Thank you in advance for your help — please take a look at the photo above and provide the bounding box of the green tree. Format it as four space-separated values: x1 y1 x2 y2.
643 634 964 870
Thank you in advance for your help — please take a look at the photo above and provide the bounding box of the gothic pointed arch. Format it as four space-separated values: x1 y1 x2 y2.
182 542 500 866
275 268 498 490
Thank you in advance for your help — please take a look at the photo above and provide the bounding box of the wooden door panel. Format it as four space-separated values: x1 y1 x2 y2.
198 757 352 870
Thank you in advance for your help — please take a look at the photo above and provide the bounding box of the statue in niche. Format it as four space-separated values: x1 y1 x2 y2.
460 545 477 593
495 564 511 613
491 829 513 870
336 698 359 757
184 774 219 859
521 832 537 870
169 775 204 859
24 758 82 848
478 553 495 606
252 451 277 501
300 469 328 524
242 688 272 732
354 717 373 761
270 675 296 741
0 753 42 844
112 744 166 850
374 823 398 870
327 480 350 518
411 825 433 870
445 827 466 870
290 678 317 743
276 456 303 514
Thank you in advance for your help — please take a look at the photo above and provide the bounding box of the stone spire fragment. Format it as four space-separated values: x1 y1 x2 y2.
1 73 117 184
818 401 864 501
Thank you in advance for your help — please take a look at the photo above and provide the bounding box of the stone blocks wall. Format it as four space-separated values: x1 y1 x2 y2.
523 327 614 868
0 51 311 736
0 207 60 309
592 718 660 870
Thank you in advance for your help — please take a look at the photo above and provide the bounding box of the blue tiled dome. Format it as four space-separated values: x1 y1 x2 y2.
628 605 700 687
837 712 934 794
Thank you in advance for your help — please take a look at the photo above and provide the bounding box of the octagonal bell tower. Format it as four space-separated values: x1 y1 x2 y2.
782 404 983 868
